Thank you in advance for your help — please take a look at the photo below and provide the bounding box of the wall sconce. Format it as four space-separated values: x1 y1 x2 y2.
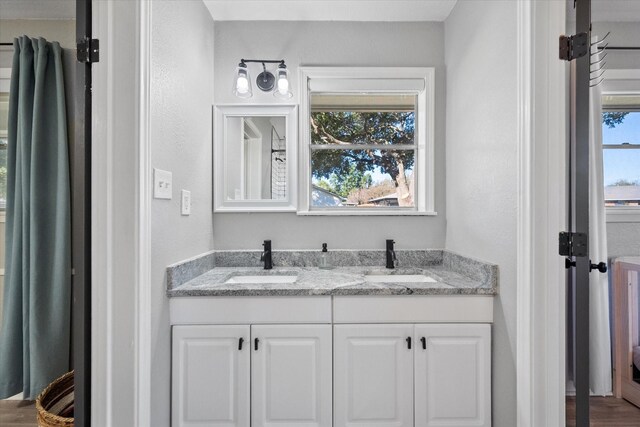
233 59 293 99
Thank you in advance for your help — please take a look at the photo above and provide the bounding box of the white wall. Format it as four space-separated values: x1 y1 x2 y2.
150 1 215 426
444 2 517 426
213 21 447 250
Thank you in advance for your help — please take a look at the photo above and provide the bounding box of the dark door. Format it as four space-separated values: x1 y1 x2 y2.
73 0 93 425
566 0 591 426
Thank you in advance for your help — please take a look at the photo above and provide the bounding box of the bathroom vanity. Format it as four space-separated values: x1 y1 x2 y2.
167 250 497 427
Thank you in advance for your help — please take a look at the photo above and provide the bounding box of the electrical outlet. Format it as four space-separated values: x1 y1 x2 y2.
154 168 172 199
181 190 191 215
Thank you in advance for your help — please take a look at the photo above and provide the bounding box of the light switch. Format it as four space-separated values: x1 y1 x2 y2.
154 168 172 199
181 190 191 215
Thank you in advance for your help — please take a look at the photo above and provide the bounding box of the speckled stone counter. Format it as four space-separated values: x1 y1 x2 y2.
166 250 498 297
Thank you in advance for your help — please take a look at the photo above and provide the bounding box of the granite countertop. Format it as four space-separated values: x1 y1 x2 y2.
166 250 498 297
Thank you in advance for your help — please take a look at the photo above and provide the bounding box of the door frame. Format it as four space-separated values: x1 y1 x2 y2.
89 0 569 426
516 1 568 426
91 0 152 425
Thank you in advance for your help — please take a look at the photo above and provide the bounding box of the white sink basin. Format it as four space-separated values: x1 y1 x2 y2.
364 274 436 283
225 275 297 284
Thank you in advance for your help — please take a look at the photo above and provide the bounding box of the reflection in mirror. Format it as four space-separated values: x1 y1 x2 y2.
309 93 417 209
225 116 287 201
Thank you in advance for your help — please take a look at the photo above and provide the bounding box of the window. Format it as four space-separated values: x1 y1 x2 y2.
0 76 8 210
299 67 435 215
602 95 640 211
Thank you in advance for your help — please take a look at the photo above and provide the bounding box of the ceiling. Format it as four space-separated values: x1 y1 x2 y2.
203 0 458 22
0 0 74 20
2 0 638 23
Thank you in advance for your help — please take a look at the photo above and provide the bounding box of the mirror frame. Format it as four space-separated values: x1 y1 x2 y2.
214 104 298 212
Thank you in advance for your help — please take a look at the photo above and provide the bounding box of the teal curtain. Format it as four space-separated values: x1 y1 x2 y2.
0 36 71 400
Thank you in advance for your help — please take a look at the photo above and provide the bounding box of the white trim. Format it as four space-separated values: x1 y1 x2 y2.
135 0 152 425
91 1 113 424
516 0 534 424
213 104 298 212
601 71 640 223
297 66 435 216
92 0 150 425
297 210 437 216
606 207 640 223
517 1 567 426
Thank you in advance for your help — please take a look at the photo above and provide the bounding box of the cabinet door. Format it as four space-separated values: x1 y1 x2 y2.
251 325 332 427
414 324 491 427
334 324 414 427
172 325 250 427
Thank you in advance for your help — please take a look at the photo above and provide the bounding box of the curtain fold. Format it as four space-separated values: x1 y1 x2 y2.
0 36 71 400
589 73 612 396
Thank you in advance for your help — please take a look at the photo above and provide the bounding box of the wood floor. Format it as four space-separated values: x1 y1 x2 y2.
567 396 640 426
0 400 37 427
3 396 640 426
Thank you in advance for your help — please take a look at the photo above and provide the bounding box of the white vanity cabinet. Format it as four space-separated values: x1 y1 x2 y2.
333 323 491 427
172 322 332 427
170 296 493 427
333 324 414 427
251 325 332 427
414 324 491 427
171 325 250 427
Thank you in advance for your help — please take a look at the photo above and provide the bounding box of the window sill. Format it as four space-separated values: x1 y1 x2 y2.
297 210 438 217
606 208 640 223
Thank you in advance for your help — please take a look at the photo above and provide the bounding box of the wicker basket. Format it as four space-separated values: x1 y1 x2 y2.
36 370 74 427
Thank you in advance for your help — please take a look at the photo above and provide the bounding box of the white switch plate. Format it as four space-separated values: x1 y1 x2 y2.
181 190 191 215
154 168 172 199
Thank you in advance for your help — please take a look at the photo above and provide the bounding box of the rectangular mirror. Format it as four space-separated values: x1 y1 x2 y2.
214 105 297 211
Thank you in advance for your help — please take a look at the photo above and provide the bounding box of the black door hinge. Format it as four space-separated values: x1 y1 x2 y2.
559 33 588 61
77 37 99 64
559 232 588 257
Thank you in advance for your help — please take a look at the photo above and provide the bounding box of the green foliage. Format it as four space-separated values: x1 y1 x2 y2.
611 178 639 186
315 179 335 193
310 111 415 180
603 112 629 128
315 164 373 198
329 164 373 198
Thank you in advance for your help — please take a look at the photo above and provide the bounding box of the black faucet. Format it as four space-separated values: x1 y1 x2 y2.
386 239 397 269
261 240 273 270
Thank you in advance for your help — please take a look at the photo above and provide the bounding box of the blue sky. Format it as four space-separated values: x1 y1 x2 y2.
602 112 640 186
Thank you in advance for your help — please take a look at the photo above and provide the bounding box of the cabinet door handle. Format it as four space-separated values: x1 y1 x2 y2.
254 338 259 351
238 337 244 350
406 337 412 349
421 337 426 350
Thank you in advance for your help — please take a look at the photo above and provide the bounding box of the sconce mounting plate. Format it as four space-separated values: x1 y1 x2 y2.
256 71 276 92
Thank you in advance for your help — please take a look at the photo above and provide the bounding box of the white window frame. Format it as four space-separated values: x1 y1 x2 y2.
213 104 298 212
602 69 640 223
298 67 436 216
